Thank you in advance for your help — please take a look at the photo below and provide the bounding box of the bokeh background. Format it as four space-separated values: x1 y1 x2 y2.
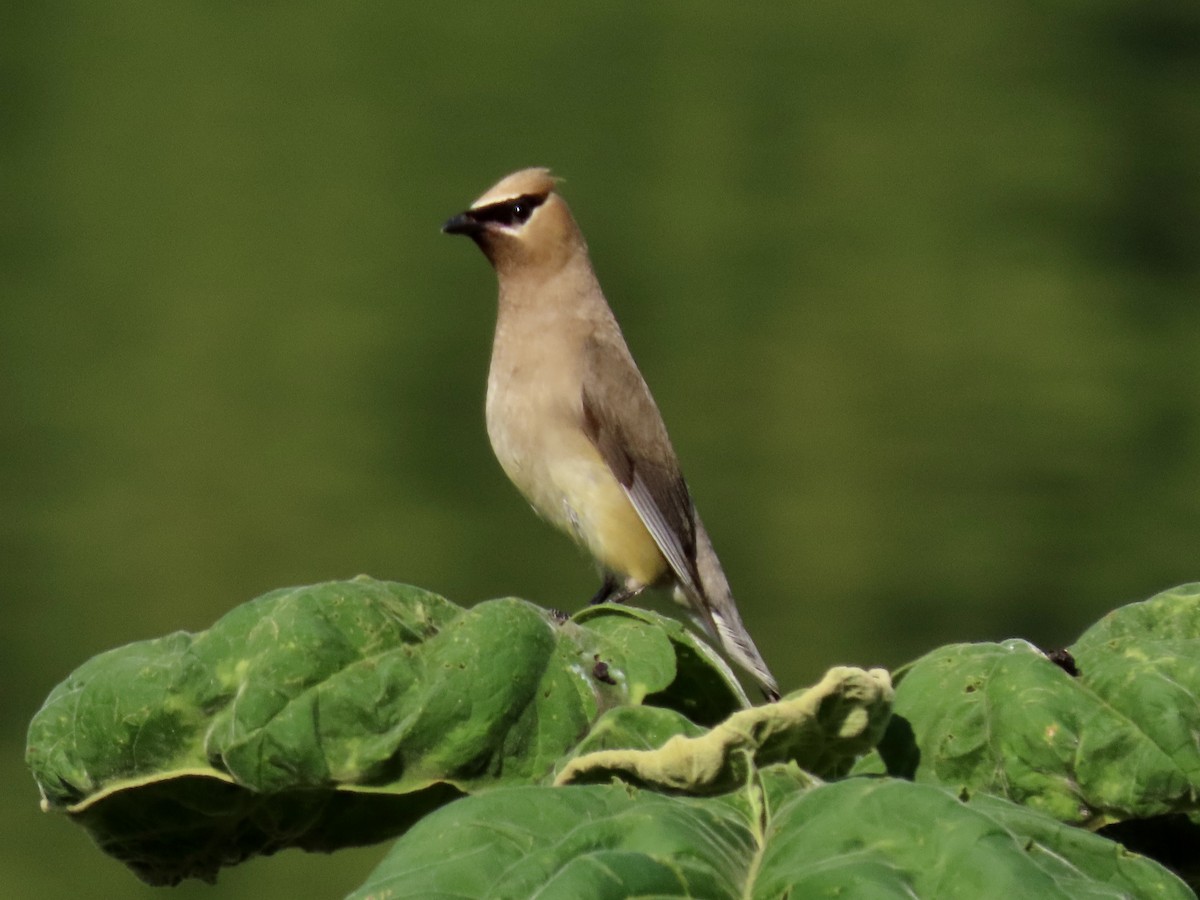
4 3 1199 896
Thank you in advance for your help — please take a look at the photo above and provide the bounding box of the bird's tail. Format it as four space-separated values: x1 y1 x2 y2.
686 518 780 701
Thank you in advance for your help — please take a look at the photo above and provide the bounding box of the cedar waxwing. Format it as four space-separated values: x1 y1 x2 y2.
443 168 780 701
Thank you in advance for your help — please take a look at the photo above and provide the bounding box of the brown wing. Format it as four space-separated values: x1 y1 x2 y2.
581 332 779 699
579 331 706 602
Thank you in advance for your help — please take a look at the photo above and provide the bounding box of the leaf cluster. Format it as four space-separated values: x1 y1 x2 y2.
26 578 1200 897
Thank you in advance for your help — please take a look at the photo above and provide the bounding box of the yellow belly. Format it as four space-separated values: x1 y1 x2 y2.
485 329 668 588
551 454 667 586
493 424 667 587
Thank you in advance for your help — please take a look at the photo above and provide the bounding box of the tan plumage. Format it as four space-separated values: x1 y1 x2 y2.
443 167 780 701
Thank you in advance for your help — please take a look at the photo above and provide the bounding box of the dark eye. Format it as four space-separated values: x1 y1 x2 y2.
472 193 546 228
509 196 545 225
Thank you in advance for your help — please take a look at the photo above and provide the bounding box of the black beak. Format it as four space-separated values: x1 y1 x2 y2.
442 211 482 236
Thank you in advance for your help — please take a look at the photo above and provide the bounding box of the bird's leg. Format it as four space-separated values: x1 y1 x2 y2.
589 573 621 605
589 574 645 606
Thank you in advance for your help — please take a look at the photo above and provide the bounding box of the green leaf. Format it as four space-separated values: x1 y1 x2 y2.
53 576 1200 893
573 603 751 724
1071 583 1200 789
25 577 745 884
855 583 1200 831
349 775 1191 899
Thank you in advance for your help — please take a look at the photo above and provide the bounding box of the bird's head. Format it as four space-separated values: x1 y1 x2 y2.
443 168 584 275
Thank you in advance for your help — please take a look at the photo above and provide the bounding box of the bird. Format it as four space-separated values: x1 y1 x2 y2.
442 167 780 701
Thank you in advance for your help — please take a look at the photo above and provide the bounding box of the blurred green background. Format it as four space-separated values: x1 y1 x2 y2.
4 2 1199 896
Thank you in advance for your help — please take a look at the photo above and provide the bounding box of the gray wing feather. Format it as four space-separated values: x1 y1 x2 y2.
579 330 779 699
578 333 706 603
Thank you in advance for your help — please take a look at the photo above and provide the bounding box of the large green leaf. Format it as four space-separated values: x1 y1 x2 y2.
36 577 1199 893
348 772 1191 899
856 583 1200 832
25 577 749 884
1071 583 1200 788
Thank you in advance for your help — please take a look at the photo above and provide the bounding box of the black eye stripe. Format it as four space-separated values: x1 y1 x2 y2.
470 193 547 227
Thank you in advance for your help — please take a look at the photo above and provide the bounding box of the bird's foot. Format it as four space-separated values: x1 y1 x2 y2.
589 574 621 605
589 574 644 606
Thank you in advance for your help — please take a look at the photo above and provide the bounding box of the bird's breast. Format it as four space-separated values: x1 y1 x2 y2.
485 347 585 529
485 330 666 586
